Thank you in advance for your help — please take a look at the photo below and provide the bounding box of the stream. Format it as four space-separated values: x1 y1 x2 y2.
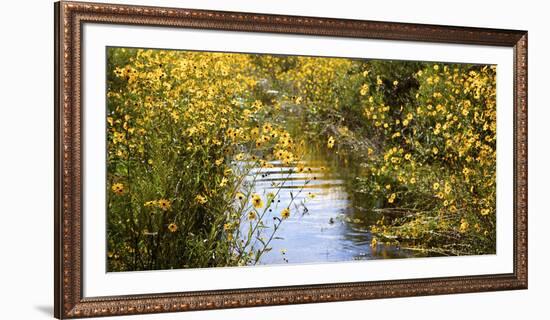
242 146 413 265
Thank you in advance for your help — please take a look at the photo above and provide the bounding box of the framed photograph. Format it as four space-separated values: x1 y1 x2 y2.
54 1 528 318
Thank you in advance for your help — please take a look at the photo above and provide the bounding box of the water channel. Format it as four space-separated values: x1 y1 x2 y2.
242 145 414 265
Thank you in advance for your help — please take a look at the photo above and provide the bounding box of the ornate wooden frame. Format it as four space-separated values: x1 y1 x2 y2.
54 1 528 318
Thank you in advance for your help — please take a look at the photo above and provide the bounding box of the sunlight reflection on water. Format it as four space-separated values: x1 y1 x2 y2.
240 153 411 266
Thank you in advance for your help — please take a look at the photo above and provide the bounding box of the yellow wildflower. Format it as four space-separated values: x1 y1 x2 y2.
144 200 157 207
444 183 452 194
252 194 264 209
219 177 228 187
360 84 369 95
262 123 272 132
168 223 178 233
158 199 171 211
371 237 378 250
111 183 124 195
195 194 208 205
235 153 245 161
281 208 290 219
235 192 246 201
250 127 260 137
459 219 469 233
327 136 335 149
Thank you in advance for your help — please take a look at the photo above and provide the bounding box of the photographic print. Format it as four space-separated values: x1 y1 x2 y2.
106 47 497 272
55 2 527 317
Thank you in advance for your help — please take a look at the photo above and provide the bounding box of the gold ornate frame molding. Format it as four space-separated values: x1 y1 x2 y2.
54 1 527 318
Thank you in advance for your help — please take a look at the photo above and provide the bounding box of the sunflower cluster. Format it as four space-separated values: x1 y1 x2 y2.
106 48 302 271
357 64 497 255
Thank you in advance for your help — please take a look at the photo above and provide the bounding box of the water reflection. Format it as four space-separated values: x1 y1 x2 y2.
242 147 413 266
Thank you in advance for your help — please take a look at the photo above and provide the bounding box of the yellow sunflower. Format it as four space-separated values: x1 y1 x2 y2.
168 223 178 233
111 183 124 195
235 192 246 201
158 199 171 211
251 194 264 209
281 208 290 219
327 136 335 149
195 194 208 205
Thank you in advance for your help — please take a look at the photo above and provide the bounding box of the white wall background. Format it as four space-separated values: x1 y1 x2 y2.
0 0 547 319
